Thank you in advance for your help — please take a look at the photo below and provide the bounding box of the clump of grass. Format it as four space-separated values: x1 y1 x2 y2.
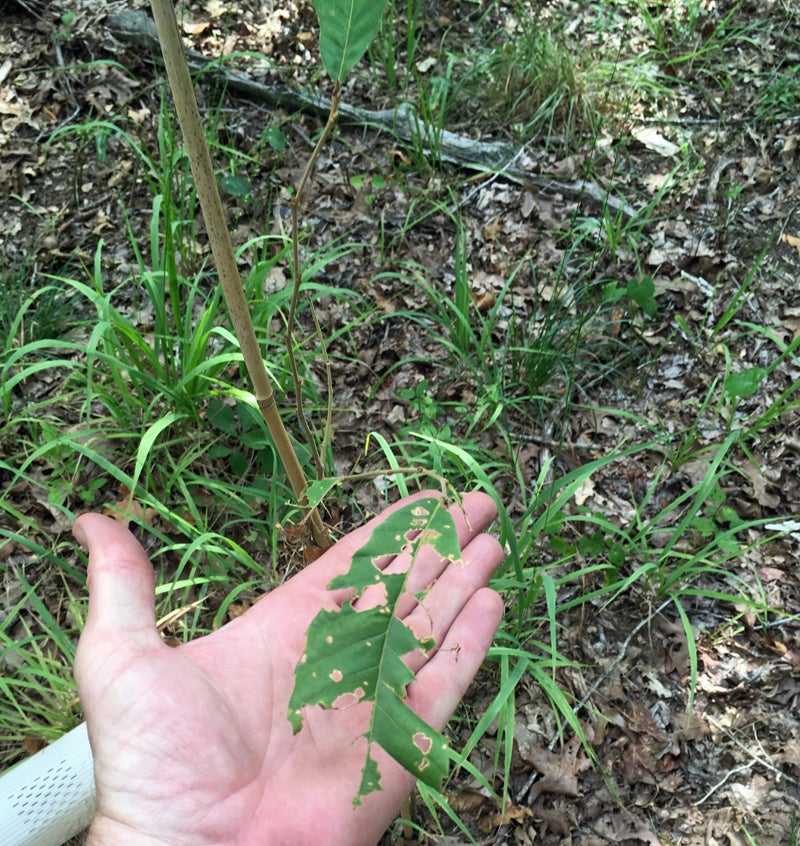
0 264 85 352
0 543 84 767
756 64 800 121
484 27 597 143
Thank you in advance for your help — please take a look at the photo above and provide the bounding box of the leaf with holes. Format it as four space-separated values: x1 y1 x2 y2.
311 0 390 83
288 497 458 804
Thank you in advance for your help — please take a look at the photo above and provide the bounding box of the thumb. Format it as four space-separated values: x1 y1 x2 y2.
74 513 160 648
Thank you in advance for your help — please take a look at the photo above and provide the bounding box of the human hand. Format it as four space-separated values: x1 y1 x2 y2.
74 492 505 846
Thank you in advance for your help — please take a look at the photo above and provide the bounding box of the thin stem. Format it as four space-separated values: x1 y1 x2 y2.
286 84 343 482
150 0 328 548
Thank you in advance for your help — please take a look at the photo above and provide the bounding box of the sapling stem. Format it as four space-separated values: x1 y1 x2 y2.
150 0 328 549
286 85 342 482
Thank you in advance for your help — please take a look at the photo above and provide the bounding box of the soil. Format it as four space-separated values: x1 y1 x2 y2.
1 0 799 844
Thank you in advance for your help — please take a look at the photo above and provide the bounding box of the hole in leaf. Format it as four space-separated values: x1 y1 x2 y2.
413 732 433 755
332 687 366 709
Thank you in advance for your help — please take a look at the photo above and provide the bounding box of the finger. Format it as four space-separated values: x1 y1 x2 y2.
402 532 504 672
73 513 161 648
406 587 504 730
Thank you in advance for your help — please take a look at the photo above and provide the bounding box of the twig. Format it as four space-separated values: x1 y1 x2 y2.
693 763 752 806
286 85 342 482
705 715 800 790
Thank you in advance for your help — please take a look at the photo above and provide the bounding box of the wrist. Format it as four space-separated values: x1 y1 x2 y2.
86 817 179 846
85 815 239 846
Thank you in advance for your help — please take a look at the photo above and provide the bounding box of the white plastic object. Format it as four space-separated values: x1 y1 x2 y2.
0 722 95 846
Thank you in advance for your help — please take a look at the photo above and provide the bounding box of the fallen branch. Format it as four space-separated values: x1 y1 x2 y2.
105 9 637 222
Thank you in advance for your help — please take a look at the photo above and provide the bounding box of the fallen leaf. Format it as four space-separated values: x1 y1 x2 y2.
103 485 158 528
446 790 488 814
471 290 495 312
415 56 437 73
526 746 579 798
633 127 680 157
478 803 532 832
609 811 661 845
482 217 503 240
781 232 800 255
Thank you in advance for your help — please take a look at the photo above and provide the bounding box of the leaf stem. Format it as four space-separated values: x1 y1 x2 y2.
286 84 343 482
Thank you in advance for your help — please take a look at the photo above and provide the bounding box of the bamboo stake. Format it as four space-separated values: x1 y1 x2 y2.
150 0 328 548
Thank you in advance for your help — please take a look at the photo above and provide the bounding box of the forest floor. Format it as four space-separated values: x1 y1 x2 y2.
1 0 800 844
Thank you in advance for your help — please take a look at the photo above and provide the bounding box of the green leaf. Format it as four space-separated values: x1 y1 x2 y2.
608 542 626 569
264 125 286 151
724 366 767 402
311 0 391 83
220 173 251 199
603 280 624 303
306 477 342 508
132 411 184 494
689 516 717 538
578 531 606 557
207 398 235 434
626 275 658 317
288 497 457 803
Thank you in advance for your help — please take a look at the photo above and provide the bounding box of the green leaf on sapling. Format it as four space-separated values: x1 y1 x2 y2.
288 497 458 804
305 477 343 508
311 0 391 83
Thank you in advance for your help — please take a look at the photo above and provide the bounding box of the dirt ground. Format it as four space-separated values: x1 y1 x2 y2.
1 0 799 843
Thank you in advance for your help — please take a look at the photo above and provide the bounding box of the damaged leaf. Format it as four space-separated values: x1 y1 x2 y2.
288 497 457 804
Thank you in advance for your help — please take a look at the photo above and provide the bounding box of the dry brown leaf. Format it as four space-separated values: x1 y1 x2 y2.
303 544 327 564
620 736 659 783
625 700 667 741
0 538 18 560
533 806 572 836
471 290 496 312
23 735 47 755
445 790 488 814
609 811 661 845
482 217 503 241
182 20 210 35
526 746 579 798
633 127 680 157
739 459 781 508
658 770 684 792
781 232 800 255
478 803 532 832
102 498 156 528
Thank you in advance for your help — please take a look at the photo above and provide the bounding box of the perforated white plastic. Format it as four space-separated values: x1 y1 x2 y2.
0 722 95 846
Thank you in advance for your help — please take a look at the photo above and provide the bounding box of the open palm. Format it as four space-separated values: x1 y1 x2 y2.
74 492 504 846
